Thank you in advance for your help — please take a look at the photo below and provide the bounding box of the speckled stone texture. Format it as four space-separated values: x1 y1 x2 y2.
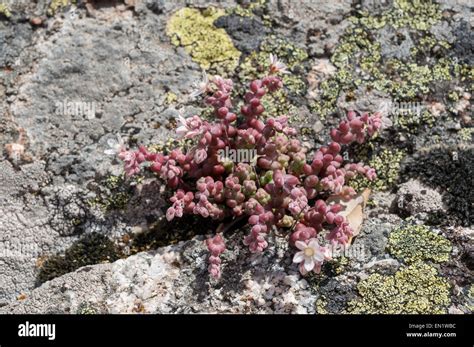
0 0 472 313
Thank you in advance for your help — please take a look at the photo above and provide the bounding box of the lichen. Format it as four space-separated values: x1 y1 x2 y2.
165 92 178 105
238 35 308 96
166 7 241 74
389 0 441 30
359 0 441 31
350 148 405 191
388 224 452 264
0 3 11 18
87 174 133 211
77 302 99 315
311 1 468 124
394 109 435 132
315 297 328 314
467 285 474 312
236 35 308 118
329 256 350 275
226 0 266 18
458 128 473 143
347 262 451 314
48 0 73 16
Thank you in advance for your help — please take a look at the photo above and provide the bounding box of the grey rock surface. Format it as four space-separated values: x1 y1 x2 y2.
0 160 74 303
265 0 352 57
0 0 472 314
0 233 319 314
396 179 446 218
0 1 198 302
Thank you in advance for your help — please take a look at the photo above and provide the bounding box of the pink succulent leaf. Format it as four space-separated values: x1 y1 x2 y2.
116 71 378 279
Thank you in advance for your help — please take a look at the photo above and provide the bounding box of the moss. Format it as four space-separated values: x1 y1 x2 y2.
37 233 122 284
0 3 11 18
166 7 241 74
388 224 452 264
347 262 450 314
350 148 405 191
48 0 74 16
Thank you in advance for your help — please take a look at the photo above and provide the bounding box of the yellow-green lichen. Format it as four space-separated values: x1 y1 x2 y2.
309 79 341 120
77 302 99 315
328 256 350 275
358 0 441 31
226 0 266 18
350 148 405 191
388 224 452 264
166 7 241 74
315 297 329 314
394 109 436 131
48 0 74 16
467 285 474 312
458 128 473 143
0 3 11 18
88 174 133 211
238 35 308 96
236 35 308 118
390 0 441 30
147 137 192 155
165 92 178 105
347 262 451 314
259 89 298 119
311 1 463 122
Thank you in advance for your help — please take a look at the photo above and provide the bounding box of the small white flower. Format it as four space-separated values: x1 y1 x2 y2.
175 114 189 138
293 239 331 274
190 70 209 99
104 134 126 155
175 114 204 139
269 53 289 75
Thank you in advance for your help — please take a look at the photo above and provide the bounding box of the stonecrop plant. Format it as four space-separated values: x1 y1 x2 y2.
114 56 383 279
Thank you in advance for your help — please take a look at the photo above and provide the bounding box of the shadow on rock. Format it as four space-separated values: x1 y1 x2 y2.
401 145 474 226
